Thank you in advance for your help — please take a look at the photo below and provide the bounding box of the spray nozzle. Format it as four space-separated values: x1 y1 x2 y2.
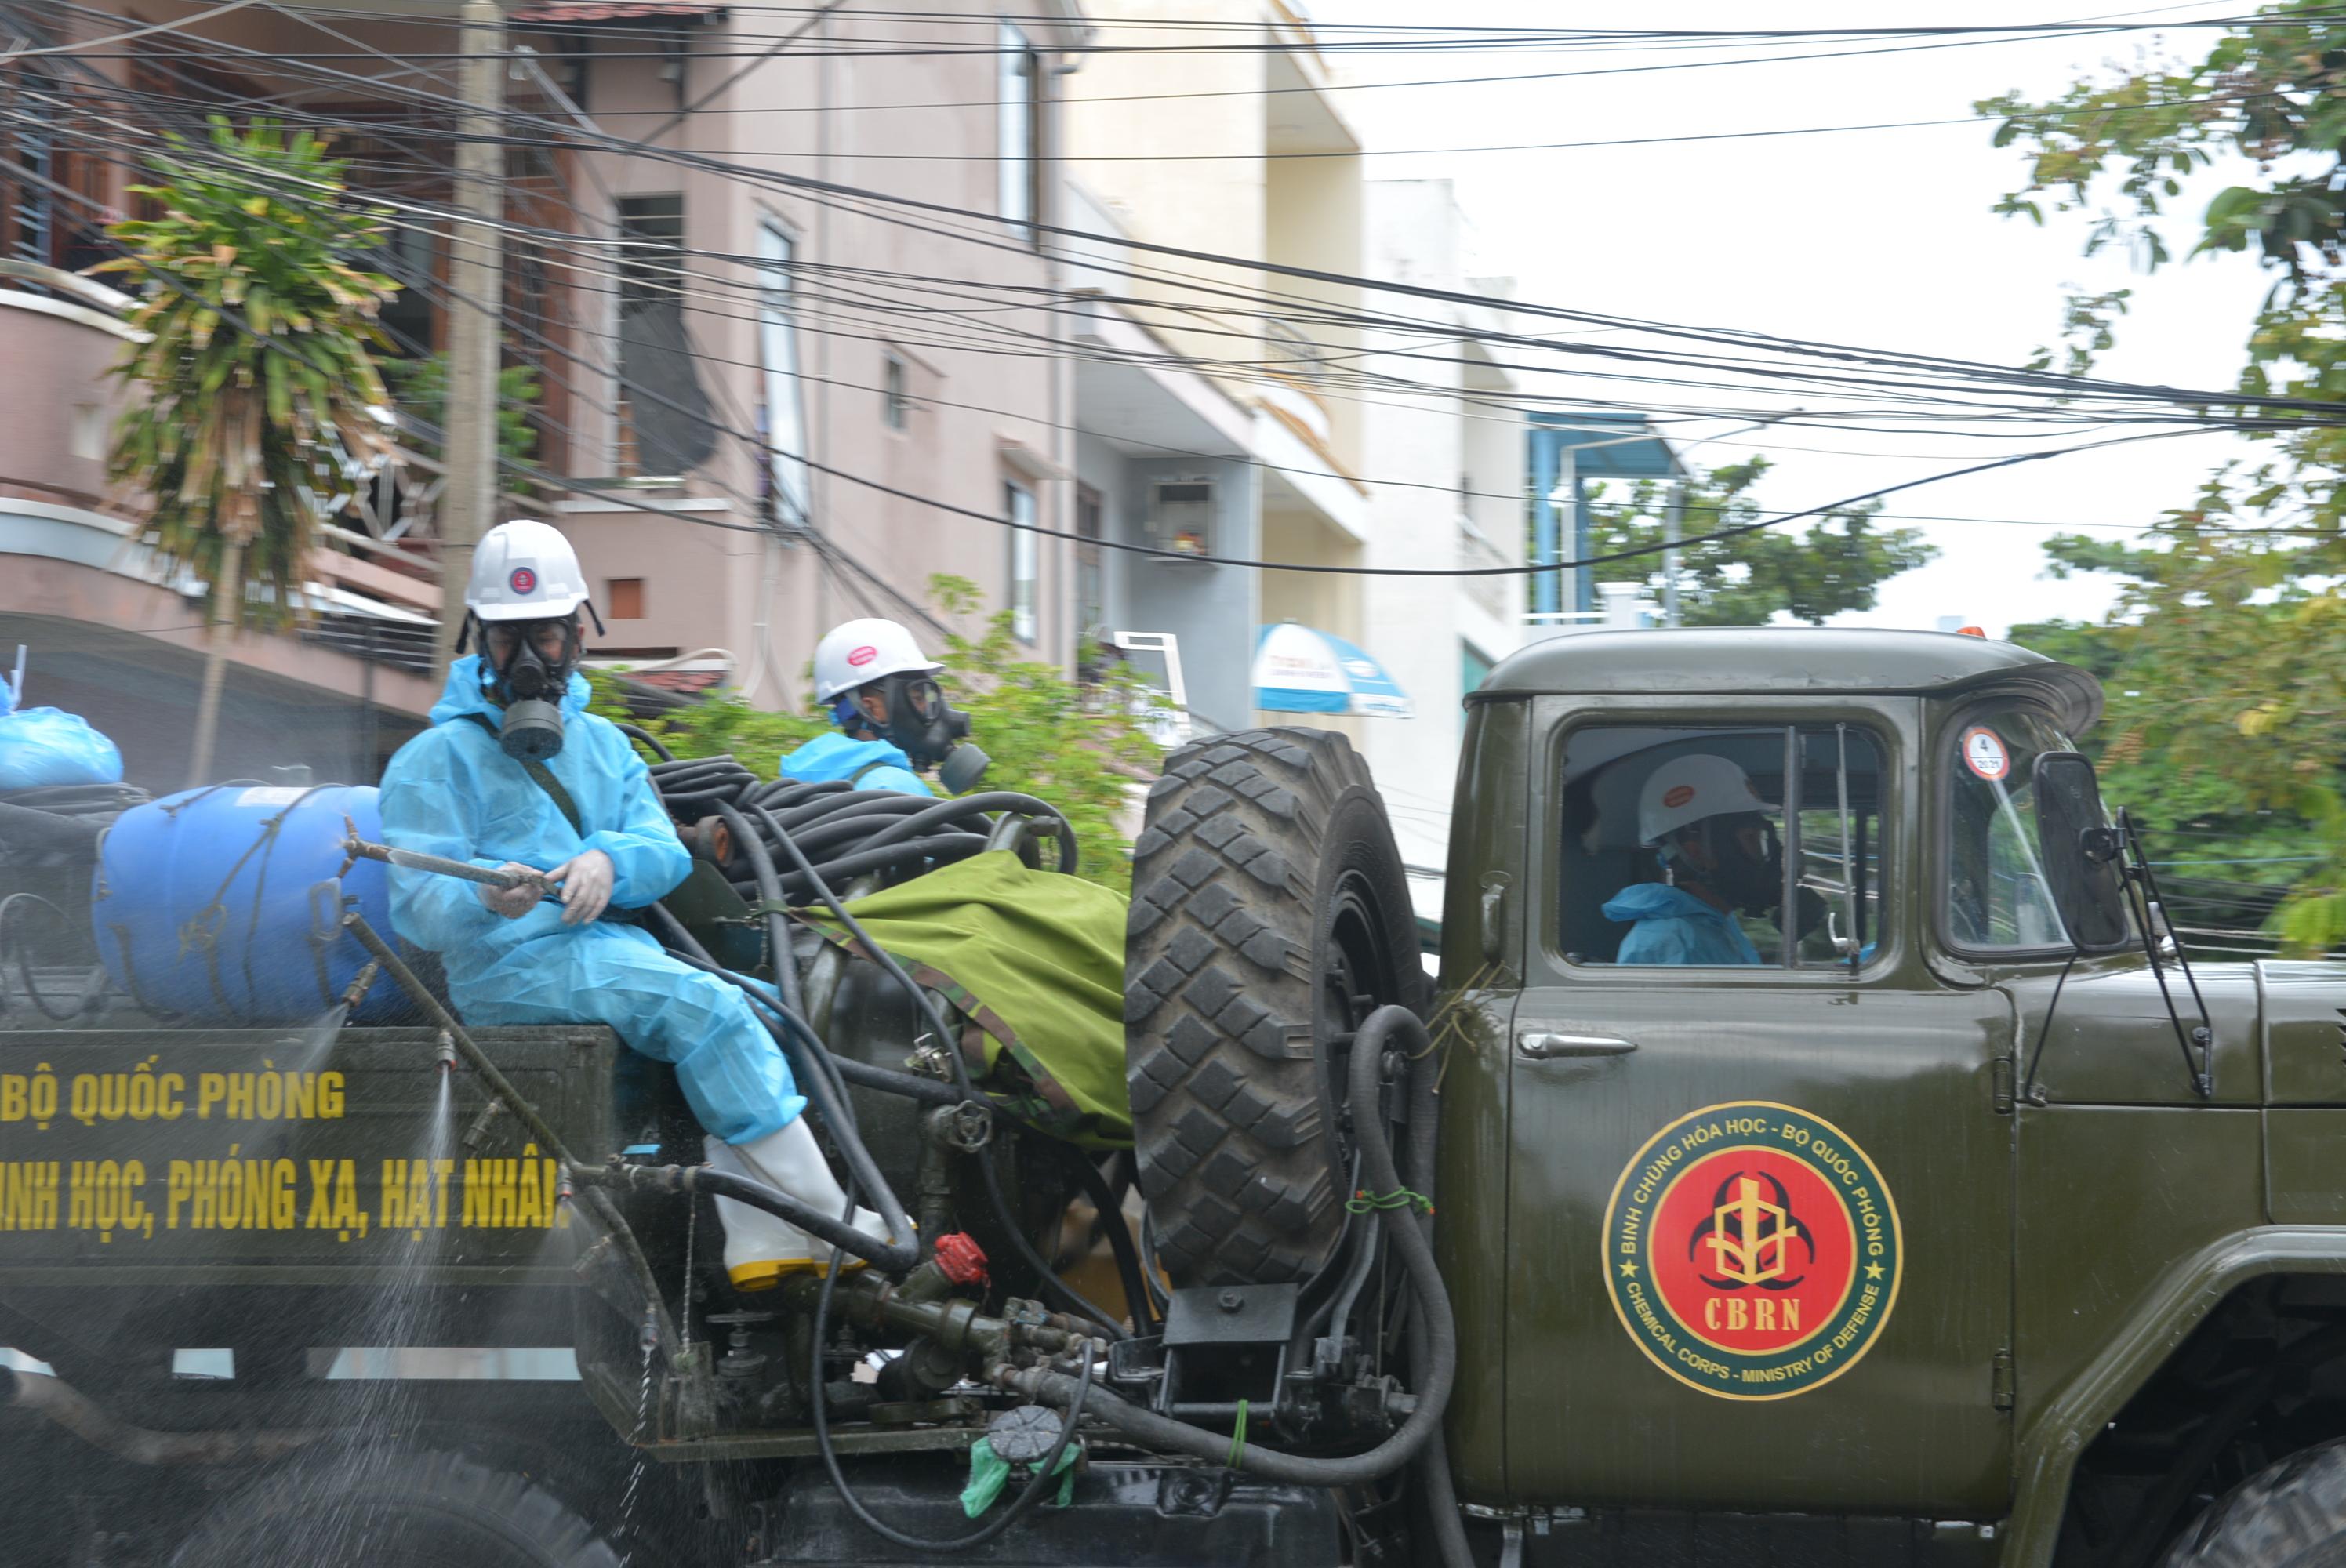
339 960 381 1014
463 1097 506 1150
433 1030 457 1073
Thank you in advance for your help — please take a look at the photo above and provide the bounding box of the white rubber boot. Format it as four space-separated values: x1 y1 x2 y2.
712 1118 892 1291
704 1140 812 1291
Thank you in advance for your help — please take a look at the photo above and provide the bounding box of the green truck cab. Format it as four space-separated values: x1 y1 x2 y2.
1424 626 2346 1566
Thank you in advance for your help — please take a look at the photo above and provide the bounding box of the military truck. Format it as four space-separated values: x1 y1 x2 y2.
1 626 2340 1566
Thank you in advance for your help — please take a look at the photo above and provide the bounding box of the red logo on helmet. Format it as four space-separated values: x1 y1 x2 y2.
846 644 878 667
509 567 538 596
1663 785 1696 808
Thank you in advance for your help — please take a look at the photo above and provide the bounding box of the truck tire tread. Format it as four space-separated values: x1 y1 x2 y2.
1125 727 1415 1287
2161 1436 2346 1567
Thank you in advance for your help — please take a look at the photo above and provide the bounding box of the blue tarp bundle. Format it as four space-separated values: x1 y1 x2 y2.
0 661 122 789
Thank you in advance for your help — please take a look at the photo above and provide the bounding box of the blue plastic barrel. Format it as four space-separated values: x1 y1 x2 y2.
89 785 401 1024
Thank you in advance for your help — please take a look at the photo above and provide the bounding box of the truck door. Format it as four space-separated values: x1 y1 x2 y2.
1504 706 2015 1515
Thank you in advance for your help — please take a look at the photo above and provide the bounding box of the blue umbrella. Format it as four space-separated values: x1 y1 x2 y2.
1252 622 1413 719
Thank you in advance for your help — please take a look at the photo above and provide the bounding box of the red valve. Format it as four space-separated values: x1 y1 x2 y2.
933 1232 990 1289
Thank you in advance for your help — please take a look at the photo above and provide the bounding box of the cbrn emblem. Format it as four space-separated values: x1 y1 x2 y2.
1603 1101 1901 1400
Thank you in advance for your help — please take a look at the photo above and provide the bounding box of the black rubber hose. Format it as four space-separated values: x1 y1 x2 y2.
691 1168 917 1273
746 800 1131 1341
648 898 959 1109
0 894 98 1022
708 800 808 1019
638 908 917 1250
616 723 676 762
1401 1036 1473 1568
768 834 991 895
852 791 1078 874
1064 1147 1157 1337
769 789 921 831
1008 1006 1455 1485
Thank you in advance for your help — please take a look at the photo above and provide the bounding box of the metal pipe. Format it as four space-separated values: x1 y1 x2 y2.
341 824 554 902
1 1368 327 1466
337 912 683 1362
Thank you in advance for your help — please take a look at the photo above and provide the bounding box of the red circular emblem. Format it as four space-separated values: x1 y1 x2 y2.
1662 784 1696 809
1651 1147 1852 1356
846 644 879 667
509 567 538 596
1605 1102 1901 1401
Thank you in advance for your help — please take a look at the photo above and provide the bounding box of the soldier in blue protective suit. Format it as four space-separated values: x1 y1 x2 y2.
780 619 990 797
1606 753 1782 966
379 521 888 1290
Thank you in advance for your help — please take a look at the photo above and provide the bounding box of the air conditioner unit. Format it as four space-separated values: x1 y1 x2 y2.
1146 478 1215 557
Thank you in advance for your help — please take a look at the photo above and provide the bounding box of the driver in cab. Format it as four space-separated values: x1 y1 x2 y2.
1604 755 1781 966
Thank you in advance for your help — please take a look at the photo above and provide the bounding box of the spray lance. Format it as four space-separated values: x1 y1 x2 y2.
340 819 561 906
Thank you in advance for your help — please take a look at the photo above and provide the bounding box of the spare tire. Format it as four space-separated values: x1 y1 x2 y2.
1124 728 1423 1287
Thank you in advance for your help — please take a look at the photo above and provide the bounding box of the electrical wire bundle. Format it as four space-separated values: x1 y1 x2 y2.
628 742 1077 902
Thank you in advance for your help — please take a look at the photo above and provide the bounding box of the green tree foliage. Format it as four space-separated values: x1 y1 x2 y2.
1981 7 2346 949
98 118 398 784
593 575 1156 895
1583 456 1937 626
382 352 542 493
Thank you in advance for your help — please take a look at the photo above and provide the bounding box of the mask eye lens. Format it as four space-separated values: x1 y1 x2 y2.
485 626 521 663
906 681 942 720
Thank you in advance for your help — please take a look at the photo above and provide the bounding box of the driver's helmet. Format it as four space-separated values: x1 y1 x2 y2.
1636 753 1778 848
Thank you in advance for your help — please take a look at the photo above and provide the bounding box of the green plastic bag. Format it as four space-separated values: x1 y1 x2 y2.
961 1436 1079 1517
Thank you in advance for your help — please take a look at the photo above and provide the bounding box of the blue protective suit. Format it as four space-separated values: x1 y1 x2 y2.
379 657 804 1143
1603 882 1763 967
778 731 937 797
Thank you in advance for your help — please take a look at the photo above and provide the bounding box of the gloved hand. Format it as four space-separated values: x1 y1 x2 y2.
478 862 544 920
547 848 615 926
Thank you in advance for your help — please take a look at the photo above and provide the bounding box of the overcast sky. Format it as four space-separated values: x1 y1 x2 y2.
1312 1 2278 636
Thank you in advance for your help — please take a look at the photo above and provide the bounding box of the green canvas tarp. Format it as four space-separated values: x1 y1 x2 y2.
802 851 1133 1149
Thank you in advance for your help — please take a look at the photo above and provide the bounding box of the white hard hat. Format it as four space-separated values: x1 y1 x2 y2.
467 519 590 622
1637 753 1776 847
813 619 941 702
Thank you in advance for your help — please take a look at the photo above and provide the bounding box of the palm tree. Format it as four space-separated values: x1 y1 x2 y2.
98 118 398 786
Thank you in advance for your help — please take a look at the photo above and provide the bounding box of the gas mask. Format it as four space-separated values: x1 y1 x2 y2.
1704 813 1784 916
481 615 580 764
852 674 990 793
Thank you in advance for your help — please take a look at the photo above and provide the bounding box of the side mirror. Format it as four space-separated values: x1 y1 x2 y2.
2032 751 2130 952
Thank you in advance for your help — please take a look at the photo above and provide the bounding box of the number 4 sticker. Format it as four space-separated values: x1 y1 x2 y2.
1961 726 2010 782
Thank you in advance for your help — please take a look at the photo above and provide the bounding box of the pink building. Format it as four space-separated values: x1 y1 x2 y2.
0 0 1088 785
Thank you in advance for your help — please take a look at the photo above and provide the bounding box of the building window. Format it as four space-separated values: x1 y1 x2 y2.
756 220 810 524
616 194 685 311
882 353 909 430
0 71 107 283
616 194 716 478
1462 641 1494 699
1075 485 1104 637
1007 480 1039 644
607 578 645 619
997 23 1040 242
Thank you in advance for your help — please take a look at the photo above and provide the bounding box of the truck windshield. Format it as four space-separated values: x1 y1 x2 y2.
1557 724 1887 970
1945 704 2076 951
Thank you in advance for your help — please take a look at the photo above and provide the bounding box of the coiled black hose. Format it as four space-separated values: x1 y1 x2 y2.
634 750 1075 902
1004 1006 1457 1490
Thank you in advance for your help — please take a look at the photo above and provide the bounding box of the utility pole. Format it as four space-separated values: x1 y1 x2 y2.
435 0 507 675
1661 481 1684 627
